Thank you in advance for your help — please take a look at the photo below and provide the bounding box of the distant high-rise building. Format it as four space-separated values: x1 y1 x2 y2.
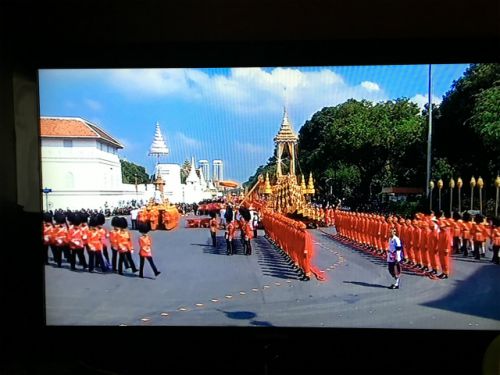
199 159 209 182
213 159 223 181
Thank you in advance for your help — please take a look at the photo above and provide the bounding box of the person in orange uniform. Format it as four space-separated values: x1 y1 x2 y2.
461 213 473 257
225 216 235 256
95 213 110 268
51 212 68 268
209 211 218 247
491 218 500 264
411 219 422 269
137 223 161 278
239 207 253 255
67 213 88 271
43 212 54 265
117 217 138 275
109 216 122 272
471 215 485 260
479 216 491 258
437 219 452 279
87 216 108 273
427 220 440 275
80 213 91 260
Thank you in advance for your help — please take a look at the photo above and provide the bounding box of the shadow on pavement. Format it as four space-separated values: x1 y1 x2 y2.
421 264 500 321
343 280 388 289
255 237 301 280
217 309 274 327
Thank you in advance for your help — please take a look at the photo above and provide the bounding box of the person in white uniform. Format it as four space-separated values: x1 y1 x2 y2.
387 227 403 289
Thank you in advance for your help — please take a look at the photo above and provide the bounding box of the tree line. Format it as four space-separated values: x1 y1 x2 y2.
245 63 500 216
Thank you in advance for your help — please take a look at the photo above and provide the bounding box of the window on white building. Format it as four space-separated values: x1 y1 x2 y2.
63 139 72 148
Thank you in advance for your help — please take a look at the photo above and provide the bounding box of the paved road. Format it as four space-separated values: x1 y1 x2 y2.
45 216 500 329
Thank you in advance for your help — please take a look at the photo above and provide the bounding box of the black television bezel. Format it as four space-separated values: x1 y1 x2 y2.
2 1 499 373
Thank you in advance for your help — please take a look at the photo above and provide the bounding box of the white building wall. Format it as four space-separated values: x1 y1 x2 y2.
42 184 156 211
156 164 183 203
41 138 218 209
42 138 122 191
41 138 155 210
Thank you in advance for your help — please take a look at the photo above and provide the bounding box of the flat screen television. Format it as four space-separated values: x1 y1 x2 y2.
2 2 499 374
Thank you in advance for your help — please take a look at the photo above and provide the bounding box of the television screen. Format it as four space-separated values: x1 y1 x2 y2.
39 64 500 331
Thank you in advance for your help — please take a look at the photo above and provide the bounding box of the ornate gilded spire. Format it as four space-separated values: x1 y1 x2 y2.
273 107 298 143
264 173 272 194
149 122 169 156
307 172 315 195
300 174 307 194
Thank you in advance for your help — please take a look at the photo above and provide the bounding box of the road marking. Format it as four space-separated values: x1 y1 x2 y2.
263 285 270 289
119 324 127 326
211 299 219 302
141 318 150 322
195 303 204 307
239 291 246 295
274 282 281 286
178 307 188 311
251 288 259 292
161 313 169 316
225 295 233 299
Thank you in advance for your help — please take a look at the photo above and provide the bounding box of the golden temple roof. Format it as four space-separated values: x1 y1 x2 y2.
273 107 298 143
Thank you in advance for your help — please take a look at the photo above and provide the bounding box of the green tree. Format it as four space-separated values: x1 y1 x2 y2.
120 159 150 184
180 159 191 184
434 63 500 179
297 98 425 206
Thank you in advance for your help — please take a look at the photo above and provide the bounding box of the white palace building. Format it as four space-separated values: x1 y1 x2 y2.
40 117 222 210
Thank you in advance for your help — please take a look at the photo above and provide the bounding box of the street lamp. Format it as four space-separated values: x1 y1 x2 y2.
477 176 484 214
470 176 476 211
449 178 455 213
457 177 463 213
429 180 435 211
437 179 443 211
42 187 52 212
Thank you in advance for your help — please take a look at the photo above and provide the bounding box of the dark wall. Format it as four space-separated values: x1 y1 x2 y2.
1 1 499 374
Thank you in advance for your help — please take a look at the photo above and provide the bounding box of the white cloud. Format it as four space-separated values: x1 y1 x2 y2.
410 94 442 109
105 67 386 121
107 69 200 98
175 132 202 147
361 81 380 91
235 141 267 155
85 99 102 111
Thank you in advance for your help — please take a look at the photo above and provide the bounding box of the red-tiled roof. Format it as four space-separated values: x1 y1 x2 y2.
40 117 123 148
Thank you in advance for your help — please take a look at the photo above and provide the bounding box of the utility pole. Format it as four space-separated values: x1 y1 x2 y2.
426 64 432 198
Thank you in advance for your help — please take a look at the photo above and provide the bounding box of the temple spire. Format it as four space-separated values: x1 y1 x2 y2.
274 107 298 143
149 122 169 157
186 156 199 183
274 107 298 178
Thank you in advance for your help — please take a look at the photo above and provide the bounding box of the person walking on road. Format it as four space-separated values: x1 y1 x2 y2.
137 223 161 279
117 217 138 275
209 211 218 247
387 227 403 289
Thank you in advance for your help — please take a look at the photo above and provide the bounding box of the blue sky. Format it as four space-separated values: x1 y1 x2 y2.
39 64 470 182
